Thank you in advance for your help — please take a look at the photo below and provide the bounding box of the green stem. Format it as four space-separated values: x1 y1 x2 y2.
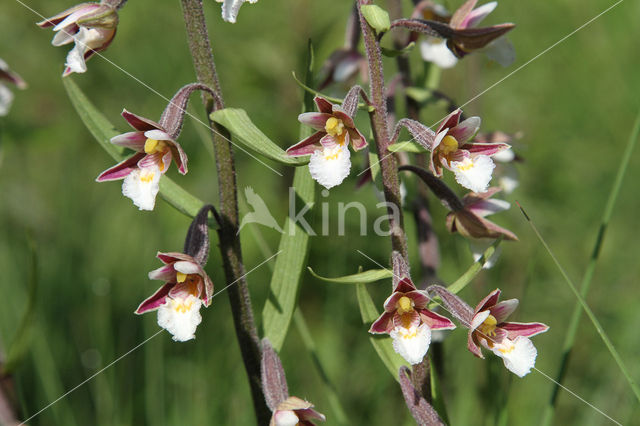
519 201 640 406
179 1 269 423
357 0 408 261
541 111 640 424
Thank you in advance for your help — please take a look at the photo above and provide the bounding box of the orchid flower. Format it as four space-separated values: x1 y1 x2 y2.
37 2 118 76
370 255 455 365
136 252 214 342
0 58 27 116
411 0 514 68
430 108 509 193
215 0 258 23
286 92 367 190
446 186 517 243
96 110 188 210
468 289 548 377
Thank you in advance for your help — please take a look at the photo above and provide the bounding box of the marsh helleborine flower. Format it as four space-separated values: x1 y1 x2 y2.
0 58 27 116
370 274 455 365
468 289 548 377
37 2 118 76
286 96 367 190
446 0 515 66
430 108 509 193
96 110 188 211
136 252 214 342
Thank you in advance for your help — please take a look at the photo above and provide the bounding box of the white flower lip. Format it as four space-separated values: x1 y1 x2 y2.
491 336 537 377
157 295 203 342
308 144 351 190
122 165 161 211
451 155 496 193
390 323 431 365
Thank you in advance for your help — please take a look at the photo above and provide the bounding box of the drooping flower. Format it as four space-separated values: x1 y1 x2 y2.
411 0 514 68
370 256 455 365
430 108 509 193
37 3 118 76
468 289 548 377
286 93 367 190
135 252 214 342
215 0 258 23
0 58 27 116
446 186 517 244
445 0 515 66
96 110 188 210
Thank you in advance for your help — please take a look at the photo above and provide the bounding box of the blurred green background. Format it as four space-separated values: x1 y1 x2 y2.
1 0 639 424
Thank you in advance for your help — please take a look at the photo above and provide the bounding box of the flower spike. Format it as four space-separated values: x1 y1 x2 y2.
37 2 119 76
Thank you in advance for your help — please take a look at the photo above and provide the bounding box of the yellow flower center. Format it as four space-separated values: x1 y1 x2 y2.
325 117 345 139
139 169 156 183
176 272 187 283
440 135 459 156
477 314 498 338
144 138 168 154
396 296 414 315
173 297 195 314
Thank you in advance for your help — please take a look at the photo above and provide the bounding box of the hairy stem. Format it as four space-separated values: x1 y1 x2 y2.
180 1 269 423
357 0 408 261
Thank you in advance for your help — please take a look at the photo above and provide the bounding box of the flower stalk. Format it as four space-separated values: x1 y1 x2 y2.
357 0 408 260
180 0 269 423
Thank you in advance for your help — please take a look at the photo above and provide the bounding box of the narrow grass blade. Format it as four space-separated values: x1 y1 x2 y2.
210 108 308 166
261 167 314 351
261 41 316 351
308 267 393 284
63 77 212 223
293 309 349 425
356 283 408 380
518 203 640 404
541 111 640 424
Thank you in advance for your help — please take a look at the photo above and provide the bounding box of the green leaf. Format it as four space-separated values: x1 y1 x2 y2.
387 141 429 153
308 267 392 284
356 283 408 380
210 108 308 166
405 87 433 103
261 44 317 352
63 77 213 224
262 167 315 351
361 5 391 33
381 41 415 58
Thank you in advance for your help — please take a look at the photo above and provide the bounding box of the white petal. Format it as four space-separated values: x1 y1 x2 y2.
308 144 351 190
333 58 360 83
451 155 495 193
420 39 458 69
469 239 501 269
492 336 537 377
157 295 202 342
144 129 172 141
0 84 14 116
273 410 299 426
173 261 200 275
121 165 161 211
390 324 431 365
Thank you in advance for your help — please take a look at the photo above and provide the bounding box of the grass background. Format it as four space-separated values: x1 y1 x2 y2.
1 0 639 424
